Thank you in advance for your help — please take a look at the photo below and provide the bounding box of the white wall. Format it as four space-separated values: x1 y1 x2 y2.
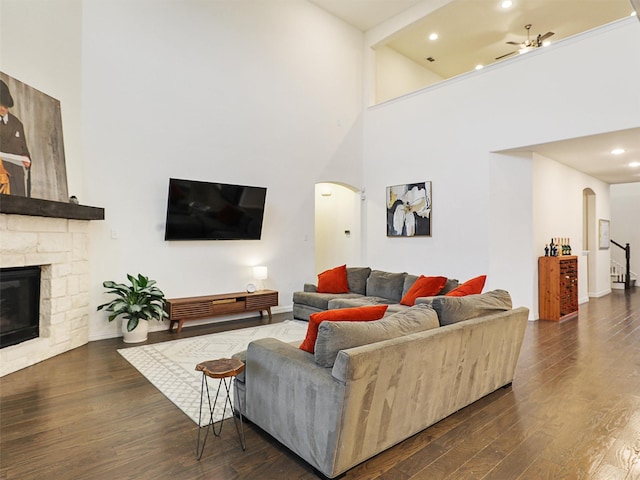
362 18 640 316
375 46 443 104
532 153 611 309
489 152 533 314
610 182 640 280
2 0 365 340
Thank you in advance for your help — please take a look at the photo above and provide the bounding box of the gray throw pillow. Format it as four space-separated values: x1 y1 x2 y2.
314 304 440 367
346 267 372 295
366 270 406 302
430 289 512 326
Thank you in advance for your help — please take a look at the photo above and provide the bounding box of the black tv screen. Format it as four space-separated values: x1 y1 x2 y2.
164 178 267 240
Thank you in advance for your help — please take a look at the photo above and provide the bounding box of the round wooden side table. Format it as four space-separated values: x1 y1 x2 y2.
195 357 246 460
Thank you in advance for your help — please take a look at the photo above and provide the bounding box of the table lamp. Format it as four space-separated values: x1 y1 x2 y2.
253 266 268 291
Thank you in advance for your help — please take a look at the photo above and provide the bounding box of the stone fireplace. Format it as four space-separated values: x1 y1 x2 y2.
0 196 104 376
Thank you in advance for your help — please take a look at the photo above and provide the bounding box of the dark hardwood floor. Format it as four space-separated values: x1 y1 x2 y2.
2 290 639 480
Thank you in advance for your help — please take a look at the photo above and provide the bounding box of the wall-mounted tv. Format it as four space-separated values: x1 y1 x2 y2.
164 178 267 241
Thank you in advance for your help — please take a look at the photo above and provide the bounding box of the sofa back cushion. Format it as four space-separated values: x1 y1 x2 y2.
314 304 439 367
428 289 512 326
346 267 372 295
401 274 419 298
299 305 388 353
366 270 406 302
439 278 460 295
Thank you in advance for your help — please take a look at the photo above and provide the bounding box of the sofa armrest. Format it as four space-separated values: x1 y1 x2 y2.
303 283 318 292
244 338 346 476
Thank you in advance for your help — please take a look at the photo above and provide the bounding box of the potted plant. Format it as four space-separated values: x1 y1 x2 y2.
97 273 168 343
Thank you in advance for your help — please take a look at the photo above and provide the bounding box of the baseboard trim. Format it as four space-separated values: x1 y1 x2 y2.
589 288 612 299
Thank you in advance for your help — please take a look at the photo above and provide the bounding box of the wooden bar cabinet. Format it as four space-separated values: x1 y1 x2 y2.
538 256 578 321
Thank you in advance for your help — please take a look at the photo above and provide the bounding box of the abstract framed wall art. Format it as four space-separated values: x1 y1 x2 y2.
386 181 432 237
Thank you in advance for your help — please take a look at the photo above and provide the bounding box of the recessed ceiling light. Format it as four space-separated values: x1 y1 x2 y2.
501 0 513 9
429 33 438 41
631 11 637 17
475 64 484 70
611 148 625 155
542 40 551 47
629 161 640 167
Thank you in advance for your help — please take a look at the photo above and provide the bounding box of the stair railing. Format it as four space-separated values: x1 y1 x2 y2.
611 240 632 290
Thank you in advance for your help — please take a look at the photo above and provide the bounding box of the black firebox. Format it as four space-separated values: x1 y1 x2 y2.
0 266 41 348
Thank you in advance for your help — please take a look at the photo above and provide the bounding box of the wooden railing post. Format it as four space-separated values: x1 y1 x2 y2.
625 243 631 290
611 240 632 290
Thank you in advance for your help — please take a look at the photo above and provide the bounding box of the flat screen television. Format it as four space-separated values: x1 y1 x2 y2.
164 178 267 240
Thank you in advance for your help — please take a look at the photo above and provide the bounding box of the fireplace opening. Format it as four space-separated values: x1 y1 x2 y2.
0 266 41 348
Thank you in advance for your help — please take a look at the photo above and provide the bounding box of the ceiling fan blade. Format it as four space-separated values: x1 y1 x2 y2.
539 31 555 41
506 41 521 46
495 51 517 60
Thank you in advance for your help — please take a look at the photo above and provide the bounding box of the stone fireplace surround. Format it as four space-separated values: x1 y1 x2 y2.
0 196 104 376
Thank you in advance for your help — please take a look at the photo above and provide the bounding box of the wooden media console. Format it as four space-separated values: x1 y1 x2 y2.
165 290 278 333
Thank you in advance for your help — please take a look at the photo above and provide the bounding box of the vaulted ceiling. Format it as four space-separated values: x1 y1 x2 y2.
310 0 640 184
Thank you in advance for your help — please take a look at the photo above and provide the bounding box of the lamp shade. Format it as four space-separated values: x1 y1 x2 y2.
253 266 268 280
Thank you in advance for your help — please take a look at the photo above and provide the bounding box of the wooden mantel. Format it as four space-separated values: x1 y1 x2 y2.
0 195 104 221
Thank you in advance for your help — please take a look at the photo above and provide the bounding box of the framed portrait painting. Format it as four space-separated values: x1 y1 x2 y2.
386 181 432 237
0 71 68 202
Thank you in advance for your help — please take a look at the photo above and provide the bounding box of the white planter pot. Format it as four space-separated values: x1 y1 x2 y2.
122 319 149 343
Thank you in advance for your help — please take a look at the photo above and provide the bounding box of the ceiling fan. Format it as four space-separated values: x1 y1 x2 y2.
496 24 554 60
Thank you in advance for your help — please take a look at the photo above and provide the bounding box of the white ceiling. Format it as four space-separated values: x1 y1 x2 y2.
386 0 633 78
502 128 640 184
310 0 640 184
309 0 423 31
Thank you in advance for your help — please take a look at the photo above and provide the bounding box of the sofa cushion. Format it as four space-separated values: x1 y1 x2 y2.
366 270 406 303
346 267 372 295
299 305 389 353
401 274 419 298
400 275 448 306
314 304 440 367
317 265 350 294
384 303 412 314
445 275 486 297
429 289 512 326
293 291 363 311
438 278 459 295
328 296 390 309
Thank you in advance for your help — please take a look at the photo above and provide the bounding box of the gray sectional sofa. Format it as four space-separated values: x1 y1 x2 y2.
234 289 529 478
292 267 459 321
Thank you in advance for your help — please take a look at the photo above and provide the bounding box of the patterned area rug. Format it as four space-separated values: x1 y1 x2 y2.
118 320 308 425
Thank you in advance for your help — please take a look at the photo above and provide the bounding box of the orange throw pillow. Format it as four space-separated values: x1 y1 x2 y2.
317 265 349 294
445 275 487 297
299 305 389 353
400 275 448 306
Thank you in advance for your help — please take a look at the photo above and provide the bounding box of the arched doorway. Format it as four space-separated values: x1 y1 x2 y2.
314 182 362 275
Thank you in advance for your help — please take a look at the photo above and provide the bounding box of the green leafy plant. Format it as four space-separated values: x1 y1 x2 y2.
97 274 168 332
